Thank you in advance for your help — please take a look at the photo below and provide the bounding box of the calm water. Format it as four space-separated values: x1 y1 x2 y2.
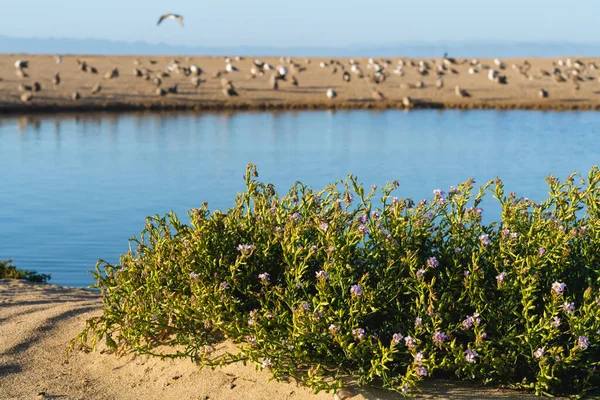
1 110 599 287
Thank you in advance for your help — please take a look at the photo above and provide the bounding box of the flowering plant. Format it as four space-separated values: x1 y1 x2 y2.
74 165 600 397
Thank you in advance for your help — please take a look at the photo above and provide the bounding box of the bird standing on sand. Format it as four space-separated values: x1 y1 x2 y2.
402 96 413 108
436 77 444 89
72 91 81 101
91 84 102 94
343 71 351 83
15 60 28 69
455 86 471 98
223 81 239 97
52 72 61 86
226 63 239 73
326 88 337 99
157 13 184 26
21 92 33 103
105 67 119 80
539 89 548 98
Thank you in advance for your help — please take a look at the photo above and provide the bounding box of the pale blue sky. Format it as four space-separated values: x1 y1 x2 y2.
2 0 598 47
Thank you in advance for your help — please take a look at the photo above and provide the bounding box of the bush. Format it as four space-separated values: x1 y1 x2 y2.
74 164 600 397
0 259 50 283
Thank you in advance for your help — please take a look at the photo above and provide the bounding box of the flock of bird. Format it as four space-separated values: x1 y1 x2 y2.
3 13 599 107
6 53 599 106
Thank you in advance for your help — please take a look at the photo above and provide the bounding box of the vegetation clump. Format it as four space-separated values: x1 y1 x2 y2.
0 259 50 283
75 164 600 397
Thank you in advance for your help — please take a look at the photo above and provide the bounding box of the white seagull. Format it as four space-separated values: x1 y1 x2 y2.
157 14 184 27
326 88 337 99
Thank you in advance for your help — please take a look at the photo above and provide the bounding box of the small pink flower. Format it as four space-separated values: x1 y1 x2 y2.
432 331 447 344
391 333 404 345
414 351 425 364
534 348 545 359
552 282 566 295
315 270 329 280
328 324 340 334
414 317 423 327
352 328 365 340
319 221 329 231
258 272 270 283
416 366 428 377
479 234 490 246
404 336 416 349
562 301 575 315
578 336 589 350
350 284 363 297
261 358 272 369
465 348 478 363
427 257 439 268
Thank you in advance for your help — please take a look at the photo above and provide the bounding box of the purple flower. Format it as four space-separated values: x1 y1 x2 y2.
414 351 425 364
300 302 310 311
392 333 404 345
360 214 369 224
416 366 428 377
475 207 483 215
310 245 318 252
462 313 480 330
328 324 340 334
220 281 230 290
552 282 566 295
326 246 335 254
463 270 470 277
261 358 272 369
350 284 363 297
237 244 254 253
246 335 257 345
449 186 458 195
372 211 380 219
258 272 270 283
551 316 561 328
404 336 416 349
465 348 478 363
479 234 490 246
578 336 589 350
352 328 365 340
534 348 545 359
416 268 425 279
189 272 200 280
433 331 447 344
315 270 329 280
538 247 546 256
455 247 463 253
433 189 445 198
319 221 329 231
510 232 518 239
358 224 368 236
414 317 423 327
562 301 575 315
392 197 399 205
427 257 439 269
501 228 510 237
496 272 506 284
291 212 301 221
401 384 410 395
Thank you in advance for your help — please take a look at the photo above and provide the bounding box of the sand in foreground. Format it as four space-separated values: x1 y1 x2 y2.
1 55 599 113
0 279 553 400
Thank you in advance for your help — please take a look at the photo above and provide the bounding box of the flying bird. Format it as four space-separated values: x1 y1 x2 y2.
157 14 184 27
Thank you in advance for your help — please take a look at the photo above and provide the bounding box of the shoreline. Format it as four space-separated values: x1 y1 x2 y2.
1 54 599 115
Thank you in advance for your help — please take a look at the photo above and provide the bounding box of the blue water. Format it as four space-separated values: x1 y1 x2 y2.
1 110 599 287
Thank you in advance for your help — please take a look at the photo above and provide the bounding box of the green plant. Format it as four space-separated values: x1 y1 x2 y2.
0 259 51 283
74 164 600 397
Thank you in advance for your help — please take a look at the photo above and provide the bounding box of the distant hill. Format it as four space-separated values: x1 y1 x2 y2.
1 35 599 57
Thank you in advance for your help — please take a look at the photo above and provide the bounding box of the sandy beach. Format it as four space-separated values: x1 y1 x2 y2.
0 279 556 400
1 55 599 114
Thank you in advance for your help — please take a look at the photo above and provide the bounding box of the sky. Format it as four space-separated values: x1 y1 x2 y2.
1 0 599 47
